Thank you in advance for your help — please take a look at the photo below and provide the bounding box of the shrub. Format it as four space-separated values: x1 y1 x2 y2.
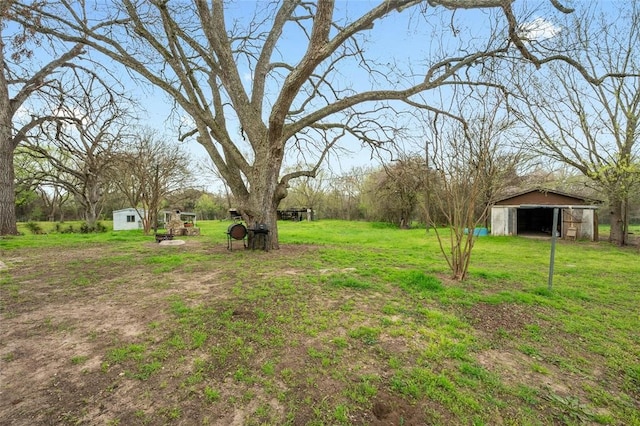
54 223 76 234
25 221 44 235
51 222 107 234
80 222 107 234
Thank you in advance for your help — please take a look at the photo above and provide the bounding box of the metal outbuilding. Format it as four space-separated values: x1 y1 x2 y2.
491 189 600 241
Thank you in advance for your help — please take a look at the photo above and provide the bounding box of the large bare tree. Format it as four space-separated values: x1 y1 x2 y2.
13 0 578 247
0 2 82 234
510 3 640 245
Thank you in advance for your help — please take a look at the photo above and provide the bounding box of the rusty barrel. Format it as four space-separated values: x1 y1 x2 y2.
227 223 247 240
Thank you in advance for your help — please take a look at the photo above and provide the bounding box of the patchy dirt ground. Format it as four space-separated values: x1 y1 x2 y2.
0 238 635 425
0 241 431 425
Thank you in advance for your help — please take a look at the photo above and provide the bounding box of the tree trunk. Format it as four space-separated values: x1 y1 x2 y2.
608 198 626 246
236 155 284 250
0 120 18 235
243 203 279 251
0 32 17 235
87 181 103 229
141 210 153 235
240 191 281 250
85 203 99 229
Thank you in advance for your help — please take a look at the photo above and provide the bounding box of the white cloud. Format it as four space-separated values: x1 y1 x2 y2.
518 17 561 41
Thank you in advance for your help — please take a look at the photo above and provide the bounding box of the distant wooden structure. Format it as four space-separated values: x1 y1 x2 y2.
228 208 313 221
277 208 312 221
160 210 196 227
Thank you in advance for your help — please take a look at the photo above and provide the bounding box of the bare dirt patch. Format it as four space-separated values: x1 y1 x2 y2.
464 301 544 337
0 242 215 425
3 241 407 425
463 301 618 423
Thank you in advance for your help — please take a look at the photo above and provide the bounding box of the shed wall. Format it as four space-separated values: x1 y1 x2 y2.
113 209 143 231
490 206 596 241
563 209 595 240
491 207 509 236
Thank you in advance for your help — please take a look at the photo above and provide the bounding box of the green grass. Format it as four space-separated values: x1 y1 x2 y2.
1 219 639 425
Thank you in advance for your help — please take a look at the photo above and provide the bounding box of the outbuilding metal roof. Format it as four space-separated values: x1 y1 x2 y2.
493 188 600 207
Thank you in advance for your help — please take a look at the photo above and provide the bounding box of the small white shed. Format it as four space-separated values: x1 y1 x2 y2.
112 208 144 231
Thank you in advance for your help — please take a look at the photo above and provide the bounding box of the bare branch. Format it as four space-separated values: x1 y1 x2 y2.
11 43 84 113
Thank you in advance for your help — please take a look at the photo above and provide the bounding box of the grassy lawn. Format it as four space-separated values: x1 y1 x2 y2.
1 220 638 425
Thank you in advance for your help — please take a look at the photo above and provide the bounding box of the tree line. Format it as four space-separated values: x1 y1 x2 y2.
20 151 629 229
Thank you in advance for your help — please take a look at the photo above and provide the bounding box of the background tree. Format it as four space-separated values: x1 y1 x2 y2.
363 157 427 228
0 2 83 234
194 192 227 220
279 166 329 217
36 185 70 222
25 72 130 230
110 129 192 234
518 165 602 200
13 147 42 220
424 88 522 280
15 147 74 222
166 188 207 214
510 3 640 245
324 169 367 221
198 159 236 216
14 0 579 247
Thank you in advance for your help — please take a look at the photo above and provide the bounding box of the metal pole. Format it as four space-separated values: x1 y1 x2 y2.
425 139 430 233
548 207 559 291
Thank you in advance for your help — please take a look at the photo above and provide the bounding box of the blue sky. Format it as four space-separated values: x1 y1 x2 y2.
13 1 624 191
146 1 521 179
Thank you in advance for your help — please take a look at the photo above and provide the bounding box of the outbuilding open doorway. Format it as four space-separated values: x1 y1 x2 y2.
491 189 599 241
517 207 556 236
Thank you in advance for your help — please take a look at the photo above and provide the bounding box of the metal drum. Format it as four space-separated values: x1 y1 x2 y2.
227 223 247 240
226 223 247 250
